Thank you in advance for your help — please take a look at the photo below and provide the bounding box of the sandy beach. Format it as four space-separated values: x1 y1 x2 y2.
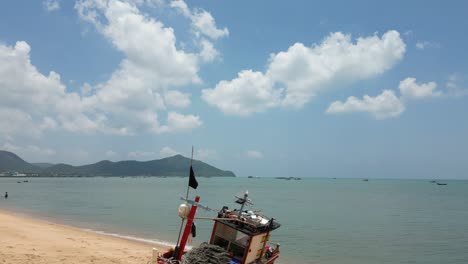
0 210 165 264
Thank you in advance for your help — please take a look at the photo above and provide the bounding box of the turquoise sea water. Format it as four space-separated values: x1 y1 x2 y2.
1 177 468 264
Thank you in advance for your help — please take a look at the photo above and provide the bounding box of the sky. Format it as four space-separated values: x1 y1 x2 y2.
1 0 467 179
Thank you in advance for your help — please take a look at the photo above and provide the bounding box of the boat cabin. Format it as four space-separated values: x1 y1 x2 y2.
209 206 281 264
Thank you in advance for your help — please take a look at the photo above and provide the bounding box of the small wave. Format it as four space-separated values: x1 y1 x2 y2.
82 228 193 250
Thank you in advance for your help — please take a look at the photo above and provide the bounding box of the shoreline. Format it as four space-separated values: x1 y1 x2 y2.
0 209 167 263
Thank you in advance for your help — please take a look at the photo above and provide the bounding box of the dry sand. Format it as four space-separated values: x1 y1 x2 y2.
0 210 166 264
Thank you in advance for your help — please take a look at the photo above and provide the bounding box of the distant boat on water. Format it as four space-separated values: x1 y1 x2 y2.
436 183 448 186
275 177 301 180
363 179 369 182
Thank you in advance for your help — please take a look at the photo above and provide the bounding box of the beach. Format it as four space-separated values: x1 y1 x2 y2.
1 177 468 264
0 210 163 264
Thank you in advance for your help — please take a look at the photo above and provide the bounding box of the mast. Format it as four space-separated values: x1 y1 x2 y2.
174 146 195 258
238 191 248 217
176 196 200 261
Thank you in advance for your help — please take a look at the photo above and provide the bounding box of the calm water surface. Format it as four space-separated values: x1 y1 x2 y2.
1 177 467 264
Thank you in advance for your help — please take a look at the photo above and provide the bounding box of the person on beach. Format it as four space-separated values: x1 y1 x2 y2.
4 192 7 199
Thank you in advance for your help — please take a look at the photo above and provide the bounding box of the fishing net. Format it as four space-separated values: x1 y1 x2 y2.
181 242 230 264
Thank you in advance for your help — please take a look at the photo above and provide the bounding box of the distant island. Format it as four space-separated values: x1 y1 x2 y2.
0 150 235 177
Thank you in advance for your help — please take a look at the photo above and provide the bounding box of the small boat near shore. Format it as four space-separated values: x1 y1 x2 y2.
436 183 447 186
155 154 281 264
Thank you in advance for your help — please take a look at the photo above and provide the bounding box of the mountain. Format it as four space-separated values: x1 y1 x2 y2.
0 150 235 177
31 163 55 168
43 155 235 177
0 151 38 171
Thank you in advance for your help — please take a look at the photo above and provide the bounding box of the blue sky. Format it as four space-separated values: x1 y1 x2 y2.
1 0 467 178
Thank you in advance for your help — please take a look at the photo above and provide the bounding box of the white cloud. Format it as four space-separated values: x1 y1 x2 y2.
160 146 179 158
1 3 206 141
74 0 208 134
246 150 264 159
326 77 445 119
202 30 406 116
1 1 228 141
164 90 191 108
199 38 219 62
326 90 405 119
43 0 60 12
202 70 282 116
399 77 441 99
0 41 101 139
170 0 229 40
159 112 202 133
415 41 440 50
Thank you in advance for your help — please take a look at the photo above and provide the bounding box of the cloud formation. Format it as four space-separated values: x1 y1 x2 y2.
0 41 96 139
326 77 443 119
159 146 179 158
399 77 441 99
326 90 405 119
170 0 229 40
43 0 60 12
202 30 406 116
0 0 229 142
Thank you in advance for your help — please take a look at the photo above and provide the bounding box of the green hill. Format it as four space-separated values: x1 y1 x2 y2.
0 150 235 177
31 162 55 168
43 155 235 177
0 151 38 171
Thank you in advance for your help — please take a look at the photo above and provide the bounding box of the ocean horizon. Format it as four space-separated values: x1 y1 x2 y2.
1 177 468 264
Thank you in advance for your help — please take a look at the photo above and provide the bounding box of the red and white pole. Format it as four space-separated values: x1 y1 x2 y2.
176 195 200 261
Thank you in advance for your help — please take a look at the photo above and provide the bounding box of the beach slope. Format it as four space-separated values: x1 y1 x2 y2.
0 210 161 264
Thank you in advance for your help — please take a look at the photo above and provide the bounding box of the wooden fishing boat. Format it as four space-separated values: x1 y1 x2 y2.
154 156 281 264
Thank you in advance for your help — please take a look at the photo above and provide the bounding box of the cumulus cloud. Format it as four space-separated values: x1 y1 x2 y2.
202 30 406 116
43 0 60 12
170 0 227 63
159 112 202 133
170 0 229 40
326 90 405 119
164 90 191 108
160 146 179 157
399 77 441 99
202 70 282 116
326 77 444 119
1 0 211 141
246 150 264 159
0 41 101 139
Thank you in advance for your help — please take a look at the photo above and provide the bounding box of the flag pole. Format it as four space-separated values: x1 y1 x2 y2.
174 146 194 258
185 146 194 200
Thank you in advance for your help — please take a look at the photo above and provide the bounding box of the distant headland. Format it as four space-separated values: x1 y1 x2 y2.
0 150 235 177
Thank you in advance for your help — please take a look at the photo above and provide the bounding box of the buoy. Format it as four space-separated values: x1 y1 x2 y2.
178 204 190 218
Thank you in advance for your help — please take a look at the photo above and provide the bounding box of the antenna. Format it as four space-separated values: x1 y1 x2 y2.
235 190 253 217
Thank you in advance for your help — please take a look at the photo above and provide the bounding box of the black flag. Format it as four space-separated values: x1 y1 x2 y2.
189 165 198 189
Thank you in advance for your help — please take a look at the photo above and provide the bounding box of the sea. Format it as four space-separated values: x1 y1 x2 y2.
1 177 468 264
